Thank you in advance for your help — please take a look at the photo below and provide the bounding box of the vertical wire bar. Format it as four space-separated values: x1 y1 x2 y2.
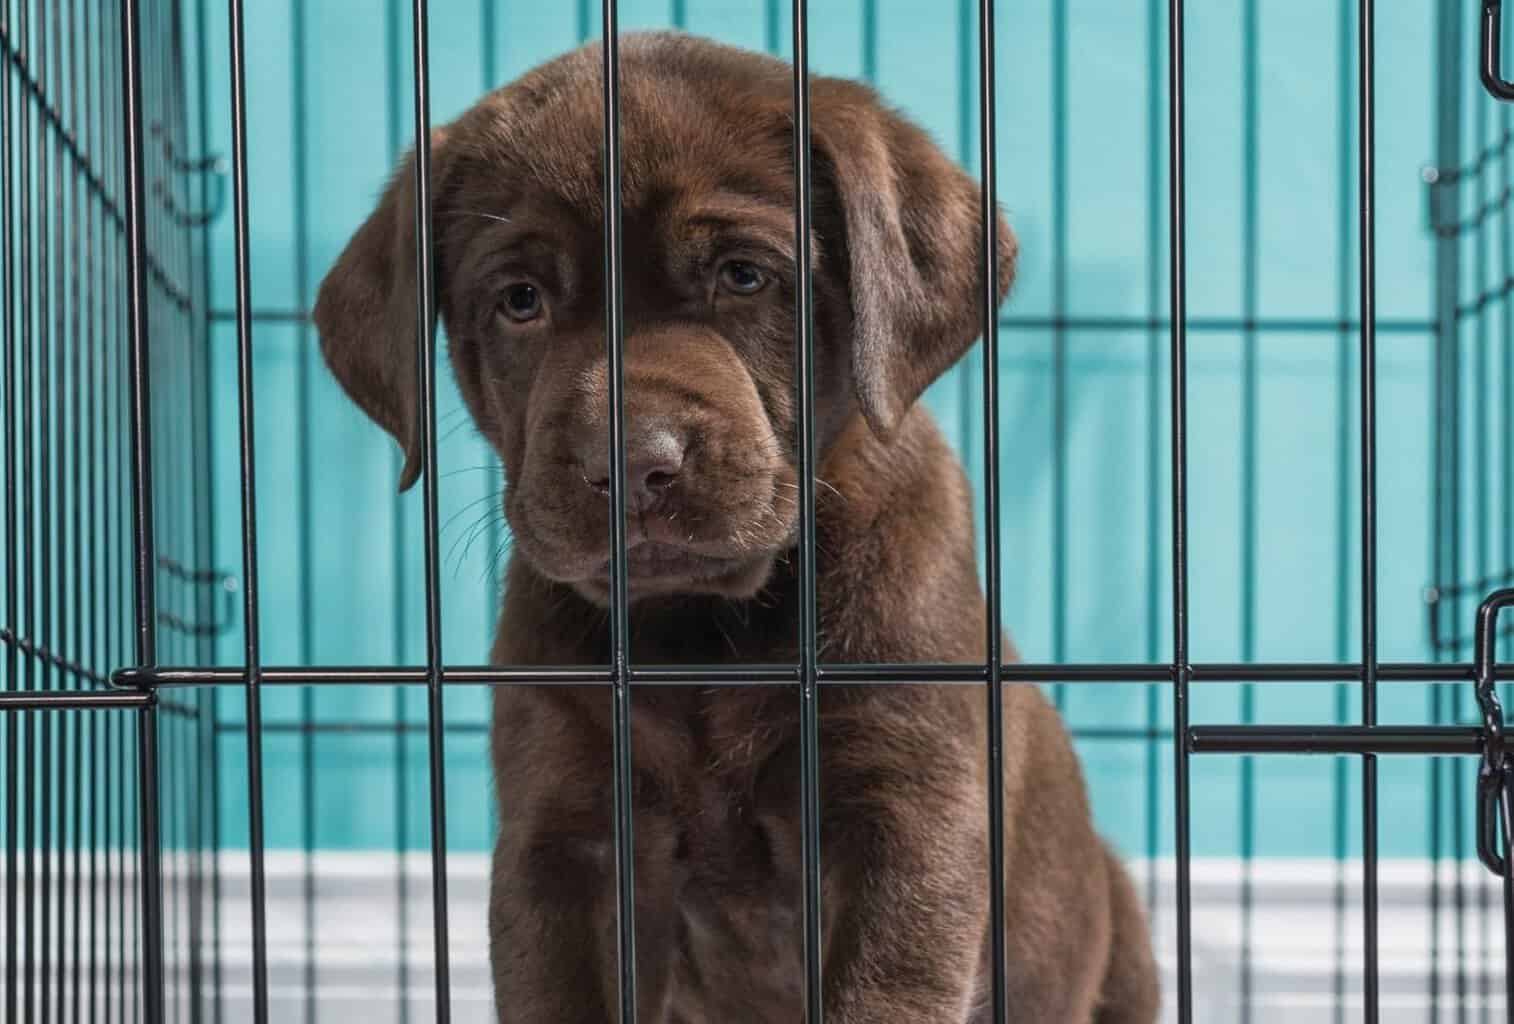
111 6 126 1012
1332 0 1356 1017
600 3 638 1019
1167 0 1194 1018
21 2 36 1014
85 0 102 1014
1495 93 1507 1024
68 0 86 1012
190 0 218 1001
288 0 318 1013
478 8 503 628
1485 99 1512 1024
860 0 875 86
978 1 1007 1020
49 0 70 1000
383 3 411 1017
102 6 118 1011
955 0 977 472
225 0 270 1018
1448 30 1466 1024
185 0 214 1011
1331 1 1352 1017
1239 2 1259 1015
1143 0 1162 918
406 0 453 1017
1356 1 1379 1019
791 2 822 1020
1429 2 1462 1013
39 0 56 1011
2 0 19 1016
765 0 779 54
1472 60 1493 1024
19 0 33 712
1051 0 1067 686
121 0 166 1015
481 0 497 86
144 0 168 996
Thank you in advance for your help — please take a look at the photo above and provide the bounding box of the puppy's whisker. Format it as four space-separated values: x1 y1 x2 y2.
445 209 513 225
815 477 846 502
454 515 508 578
441 464 506 480
482 534 517 584
440 488 506 534
445 505 506 578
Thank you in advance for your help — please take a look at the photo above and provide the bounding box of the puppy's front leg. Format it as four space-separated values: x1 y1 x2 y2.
488 829 616 1022
488 823 678 1024
820 761 988 1022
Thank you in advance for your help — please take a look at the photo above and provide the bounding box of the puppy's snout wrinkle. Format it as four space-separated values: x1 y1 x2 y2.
576 422 687 513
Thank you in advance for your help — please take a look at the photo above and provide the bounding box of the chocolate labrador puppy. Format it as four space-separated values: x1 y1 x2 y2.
314 31 1158 1024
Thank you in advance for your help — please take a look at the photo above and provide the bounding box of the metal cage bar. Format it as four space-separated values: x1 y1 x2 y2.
600 2 640 1019
977 0 1008 1020
224 0 270 1018
120 1 166 1019
405 0 454 1017
789 0 825 1019
1166 0 1195 1018
1357 1 1381 1017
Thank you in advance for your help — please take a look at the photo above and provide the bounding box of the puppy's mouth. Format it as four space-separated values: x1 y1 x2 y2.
573 539 777 601
607 541 733 580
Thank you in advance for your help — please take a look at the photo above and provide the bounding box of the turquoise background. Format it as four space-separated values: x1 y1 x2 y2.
169 0 1509 860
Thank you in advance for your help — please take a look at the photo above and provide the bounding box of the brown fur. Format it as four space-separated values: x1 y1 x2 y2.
314 31 1159 1023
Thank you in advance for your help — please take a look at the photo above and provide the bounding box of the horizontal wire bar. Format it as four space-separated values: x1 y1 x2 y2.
1188 725 1484 756
211 719 1179 742
107 661 1514 687
207 307 1437 336
0 691 155 711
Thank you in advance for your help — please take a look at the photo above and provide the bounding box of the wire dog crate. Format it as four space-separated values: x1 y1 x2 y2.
8 0 1514 1021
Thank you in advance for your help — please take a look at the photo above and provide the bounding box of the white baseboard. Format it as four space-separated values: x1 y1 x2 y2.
3 853 1507 1021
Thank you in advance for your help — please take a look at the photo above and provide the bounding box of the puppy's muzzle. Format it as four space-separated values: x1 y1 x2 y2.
513 327 797 601
574 419 686 515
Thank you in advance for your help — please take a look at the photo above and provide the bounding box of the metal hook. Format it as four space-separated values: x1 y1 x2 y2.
150 174 227 228
1483 1 1514 101
1473 588 1514 874
155 558 240 637
148 121 228 225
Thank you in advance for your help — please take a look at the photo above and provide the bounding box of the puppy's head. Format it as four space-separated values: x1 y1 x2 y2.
314 32 1016 605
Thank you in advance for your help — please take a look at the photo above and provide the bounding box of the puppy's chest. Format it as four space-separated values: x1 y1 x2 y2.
638 699 805 1020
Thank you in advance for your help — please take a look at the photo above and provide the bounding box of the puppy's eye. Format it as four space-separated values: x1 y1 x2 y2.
499 283 542 322
718 260 766 296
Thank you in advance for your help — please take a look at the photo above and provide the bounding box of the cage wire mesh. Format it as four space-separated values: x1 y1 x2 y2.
6 0 1514 1022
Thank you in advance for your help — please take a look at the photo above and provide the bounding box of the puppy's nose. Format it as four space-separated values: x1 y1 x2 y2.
579 426 686 510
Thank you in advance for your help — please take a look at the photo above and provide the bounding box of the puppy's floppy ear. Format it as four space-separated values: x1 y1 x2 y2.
811 82 1017 437
313 127 453 492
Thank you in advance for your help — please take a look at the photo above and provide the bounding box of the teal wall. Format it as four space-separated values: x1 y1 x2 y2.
179 0 1508 859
